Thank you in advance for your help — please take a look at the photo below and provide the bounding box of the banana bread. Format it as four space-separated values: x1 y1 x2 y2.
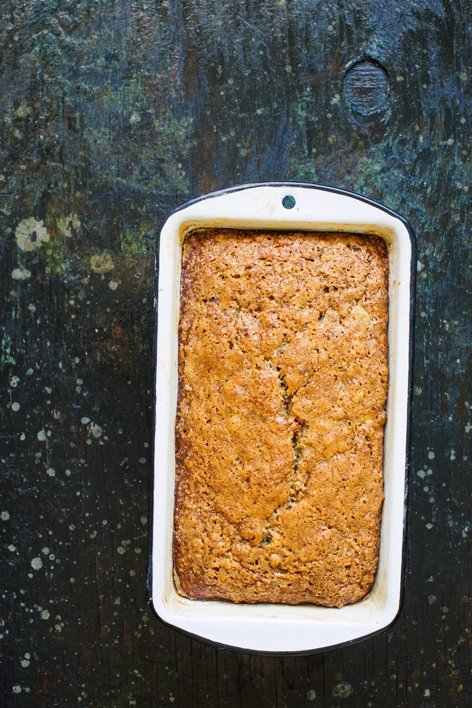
173 228 389 607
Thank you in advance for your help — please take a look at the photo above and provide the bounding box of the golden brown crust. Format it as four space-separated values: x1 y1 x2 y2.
173 229 389 607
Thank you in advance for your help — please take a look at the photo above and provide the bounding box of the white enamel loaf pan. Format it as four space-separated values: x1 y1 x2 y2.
149 183 415 654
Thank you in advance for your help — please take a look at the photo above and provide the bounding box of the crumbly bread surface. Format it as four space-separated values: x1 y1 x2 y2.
174 229 389 607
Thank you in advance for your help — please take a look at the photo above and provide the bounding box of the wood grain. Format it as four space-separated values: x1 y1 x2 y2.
1 0 471 705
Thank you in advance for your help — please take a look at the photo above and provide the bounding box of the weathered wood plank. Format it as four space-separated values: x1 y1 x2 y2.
1 0 472 705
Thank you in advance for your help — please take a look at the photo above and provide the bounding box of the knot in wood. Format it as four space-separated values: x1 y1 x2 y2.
343 59 390 116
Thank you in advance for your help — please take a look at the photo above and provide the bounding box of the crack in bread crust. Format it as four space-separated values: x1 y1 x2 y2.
173 229 389 607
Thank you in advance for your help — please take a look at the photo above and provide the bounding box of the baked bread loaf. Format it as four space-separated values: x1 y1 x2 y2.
174 228 389 607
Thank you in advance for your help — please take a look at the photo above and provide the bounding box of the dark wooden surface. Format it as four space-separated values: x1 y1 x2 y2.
1 1 471 706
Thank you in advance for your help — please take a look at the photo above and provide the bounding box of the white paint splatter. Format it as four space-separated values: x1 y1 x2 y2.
332 682 353 698
40 609 50 620
428 450 435 459
46 468 56 477
109 280 119 290
307 689 316 701
21 659 30 667
450 449 456 461
90 252 114 274
57 213 80 238
8 545 16 552
31 557 43 570
15 218 50 251
12 266 31 280
16 103 32 117
81 417 90 425
12 685 22 694
90 423 102 439
1 511 10 521
41 547 50 555
37 429 46 441
11 402 20 412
